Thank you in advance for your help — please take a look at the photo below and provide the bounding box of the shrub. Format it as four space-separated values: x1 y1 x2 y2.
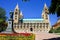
49 27 60 33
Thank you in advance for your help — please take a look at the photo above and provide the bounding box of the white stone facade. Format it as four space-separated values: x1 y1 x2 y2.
13 3 51 33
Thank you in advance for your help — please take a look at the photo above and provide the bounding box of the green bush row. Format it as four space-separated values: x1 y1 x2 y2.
49 27 60 33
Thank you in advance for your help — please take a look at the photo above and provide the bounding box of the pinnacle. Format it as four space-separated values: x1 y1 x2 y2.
15 3 19 9
44 3 48 9
20 11 23 16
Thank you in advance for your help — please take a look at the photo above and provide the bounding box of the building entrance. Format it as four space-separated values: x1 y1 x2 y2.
30 28 33 31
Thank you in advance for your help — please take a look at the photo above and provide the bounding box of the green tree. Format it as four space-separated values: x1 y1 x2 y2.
0 7 7 32
55 27 60 33
49 27 54 33
49 0 60 17
49 27 60 33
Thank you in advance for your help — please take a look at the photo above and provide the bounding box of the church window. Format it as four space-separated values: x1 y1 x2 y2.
47 26 48 29
27 23 29 28
40 26 42 28
43 23 45 26
15 18 17 20
24 23 25 28
40 23 42 28
17 24 19 29
46 23 49 28
45 8 48 13
34 25 35 28
37 23 39 26
46 23 49 26
37 26 38 28
21 24 22 28
40 23 42 26
23 24 25 28
43 23 45 28
15 15 17 17
15 12 17 15
46 14 48 19
45 8 47 10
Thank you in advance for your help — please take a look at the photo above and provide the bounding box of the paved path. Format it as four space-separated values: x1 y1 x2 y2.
34 32 60 40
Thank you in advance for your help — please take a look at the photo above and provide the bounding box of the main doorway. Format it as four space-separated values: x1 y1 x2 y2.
30 28 33 31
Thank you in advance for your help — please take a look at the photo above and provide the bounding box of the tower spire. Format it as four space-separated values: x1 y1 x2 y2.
20 11 23 16
14 3 20 23
44 3 48 9
42 3 49 21
15 3 19 9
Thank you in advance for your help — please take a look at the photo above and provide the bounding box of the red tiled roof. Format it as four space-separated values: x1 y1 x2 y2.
52 22 60 27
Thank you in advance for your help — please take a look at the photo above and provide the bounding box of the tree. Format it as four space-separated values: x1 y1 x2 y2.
49 27 60 33
0 7 7 32
49 27 56 33
49 0 60 17
55 27 60 33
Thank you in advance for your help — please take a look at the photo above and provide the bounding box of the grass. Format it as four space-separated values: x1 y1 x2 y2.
54 33 60 35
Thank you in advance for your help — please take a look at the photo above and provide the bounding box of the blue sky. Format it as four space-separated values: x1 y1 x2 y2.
0 0 58 26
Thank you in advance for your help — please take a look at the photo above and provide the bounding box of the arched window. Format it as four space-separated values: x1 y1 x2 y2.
15 12 17 15
46 14 48 19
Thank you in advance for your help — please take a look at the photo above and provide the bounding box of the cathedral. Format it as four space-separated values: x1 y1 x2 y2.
7 3 51 33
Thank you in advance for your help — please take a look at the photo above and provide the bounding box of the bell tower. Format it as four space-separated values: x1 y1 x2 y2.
14 3 20 23
42 3 49 22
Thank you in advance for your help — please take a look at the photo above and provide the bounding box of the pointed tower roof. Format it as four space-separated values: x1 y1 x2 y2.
44 3 48 9
42 3 49 17
44 3 47 7
15 3 19 9
20 11 23 16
